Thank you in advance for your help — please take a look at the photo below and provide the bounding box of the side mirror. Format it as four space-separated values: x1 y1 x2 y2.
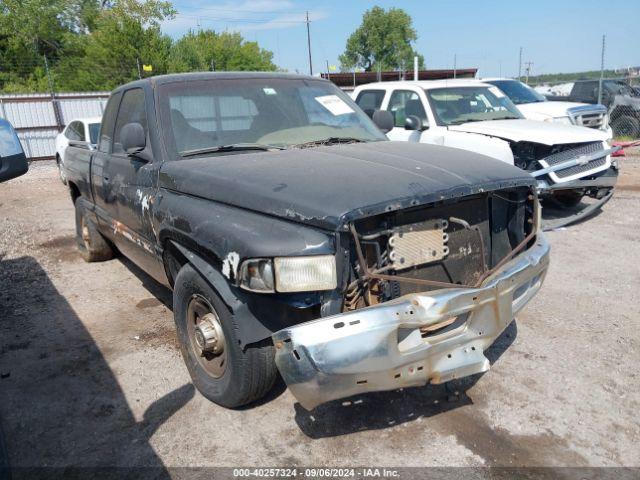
68 139 91 150
404 115 425 131
121 122 146 155
0 119 28 183
372 110 394 134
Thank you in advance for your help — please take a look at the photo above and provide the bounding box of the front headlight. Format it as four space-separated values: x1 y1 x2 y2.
274 255 337 292
544 116 573 125
238 255 337 293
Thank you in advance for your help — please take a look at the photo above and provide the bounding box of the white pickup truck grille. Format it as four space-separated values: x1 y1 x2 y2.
568 105 608 131
539 141 610 183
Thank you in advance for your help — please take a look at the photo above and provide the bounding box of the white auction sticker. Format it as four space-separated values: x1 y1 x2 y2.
315 95 354 115
488 86 506 98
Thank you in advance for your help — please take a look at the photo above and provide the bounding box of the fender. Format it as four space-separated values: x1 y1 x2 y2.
170 241 316 348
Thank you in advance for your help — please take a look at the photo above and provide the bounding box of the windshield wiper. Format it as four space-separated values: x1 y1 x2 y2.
292 137 368 148
449 119 486 125
181 143 286 157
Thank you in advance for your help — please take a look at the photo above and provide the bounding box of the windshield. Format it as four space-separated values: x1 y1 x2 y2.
88 123 100 145
158 77 386 157
604 80 638 97
486 80 546 104
425 86 524 126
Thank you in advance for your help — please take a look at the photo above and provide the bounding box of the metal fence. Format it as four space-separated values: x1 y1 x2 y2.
0 92 109 160
531 76 640 139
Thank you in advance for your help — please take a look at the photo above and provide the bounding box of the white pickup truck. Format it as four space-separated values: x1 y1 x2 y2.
354 79 618 217
482 78 612 136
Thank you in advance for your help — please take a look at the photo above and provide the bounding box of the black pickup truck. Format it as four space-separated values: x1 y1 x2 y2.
546 79 640 137
64 72 550 410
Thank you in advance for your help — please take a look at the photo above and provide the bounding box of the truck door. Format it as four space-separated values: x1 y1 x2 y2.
107 87 158 263
384 90 427 143
91 91 122 229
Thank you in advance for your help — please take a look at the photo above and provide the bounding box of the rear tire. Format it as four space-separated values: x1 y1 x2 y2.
611 115 640 138
56 154 67 185
74 199 113 262
173 264 277 408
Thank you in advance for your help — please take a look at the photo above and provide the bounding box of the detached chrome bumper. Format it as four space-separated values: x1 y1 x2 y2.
273 235 550 410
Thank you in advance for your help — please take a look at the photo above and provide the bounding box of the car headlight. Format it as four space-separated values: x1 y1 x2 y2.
239 255 337 293
544 116 572 125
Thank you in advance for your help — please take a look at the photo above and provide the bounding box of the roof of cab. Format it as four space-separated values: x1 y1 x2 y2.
355 79 491 91
111 71 327 94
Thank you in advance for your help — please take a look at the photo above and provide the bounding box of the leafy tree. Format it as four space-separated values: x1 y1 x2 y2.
0 0 175 92
167 30 277 73
54 14 172 91
339 6 424 72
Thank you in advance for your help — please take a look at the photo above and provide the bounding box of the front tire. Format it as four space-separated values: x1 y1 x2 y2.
610 115 640 138
173 264 277 408
552 189 584 208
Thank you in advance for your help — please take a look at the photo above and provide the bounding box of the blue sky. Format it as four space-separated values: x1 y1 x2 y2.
162 0 639 77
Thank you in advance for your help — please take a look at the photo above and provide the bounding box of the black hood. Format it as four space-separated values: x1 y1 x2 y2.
159 141 534 230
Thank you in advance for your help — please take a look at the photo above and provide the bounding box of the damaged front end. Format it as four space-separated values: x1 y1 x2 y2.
512 140 620 229
272 187 550 410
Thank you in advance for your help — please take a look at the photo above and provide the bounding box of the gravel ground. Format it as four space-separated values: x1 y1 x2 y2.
0 153 639 474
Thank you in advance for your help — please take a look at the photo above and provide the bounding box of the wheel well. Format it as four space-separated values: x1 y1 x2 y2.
68 181 81 203
162 241 188 288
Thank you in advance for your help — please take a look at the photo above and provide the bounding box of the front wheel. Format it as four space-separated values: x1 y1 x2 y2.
552 189 584 208
611 115 640 138
173 264 277 408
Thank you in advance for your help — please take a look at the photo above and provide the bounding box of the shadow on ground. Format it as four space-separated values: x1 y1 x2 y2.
541 197 605 230
0 256 193 478
294 321 518 438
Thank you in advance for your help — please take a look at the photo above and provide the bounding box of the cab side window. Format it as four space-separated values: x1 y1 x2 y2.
387 90 427 127
355 90 385 118
113 88 148 155
98 93 121 153
65 121 85 141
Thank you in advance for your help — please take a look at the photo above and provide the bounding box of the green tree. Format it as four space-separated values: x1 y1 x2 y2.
0 0 175 92
339 6 424 72
167 30 277 73
54 14 172 91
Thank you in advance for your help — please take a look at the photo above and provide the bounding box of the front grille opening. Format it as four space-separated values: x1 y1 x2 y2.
343 188 536 312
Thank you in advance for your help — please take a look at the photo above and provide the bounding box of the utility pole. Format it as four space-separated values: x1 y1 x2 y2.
453 53 457 78
44 55 63 133
211 59 215 72
136 57 142 79
524 61 533 84
518 47 523 81
306 11 313 75
598 34 606 104
43 55 55 97
326 60 330 81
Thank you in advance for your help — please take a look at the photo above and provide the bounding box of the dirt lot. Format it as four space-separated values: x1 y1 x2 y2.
1 153 639 473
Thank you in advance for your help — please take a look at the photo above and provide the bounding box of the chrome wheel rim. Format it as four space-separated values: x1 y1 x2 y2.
186 295 227 378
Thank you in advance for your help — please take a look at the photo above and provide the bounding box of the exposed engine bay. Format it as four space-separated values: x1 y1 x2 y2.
343 187 536 312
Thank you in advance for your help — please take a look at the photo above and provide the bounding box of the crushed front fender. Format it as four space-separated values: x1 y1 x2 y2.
273 234 551 410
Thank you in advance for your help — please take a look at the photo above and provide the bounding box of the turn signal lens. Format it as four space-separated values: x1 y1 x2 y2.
238 258 275 293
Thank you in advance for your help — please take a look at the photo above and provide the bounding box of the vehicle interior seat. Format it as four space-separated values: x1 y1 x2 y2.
170 108 217 153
